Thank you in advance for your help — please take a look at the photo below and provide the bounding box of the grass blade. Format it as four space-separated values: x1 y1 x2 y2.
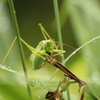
53 0 71 100
8 0 32 100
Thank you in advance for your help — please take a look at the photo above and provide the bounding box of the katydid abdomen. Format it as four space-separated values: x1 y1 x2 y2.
30 53 47 70
29 40 51 70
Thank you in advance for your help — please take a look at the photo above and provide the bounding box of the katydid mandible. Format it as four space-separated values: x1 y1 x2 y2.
21 23 66 70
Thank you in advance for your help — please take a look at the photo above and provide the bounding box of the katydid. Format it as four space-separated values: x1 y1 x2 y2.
20 23 66 70
1 23 65 70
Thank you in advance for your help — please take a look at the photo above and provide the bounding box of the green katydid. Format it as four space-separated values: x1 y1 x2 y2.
1 23 65 70
20 23 66 70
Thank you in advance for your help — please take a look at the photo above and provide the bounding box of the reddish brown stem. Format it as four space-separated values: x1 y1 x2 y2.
45 59 86 86
45 58 100 100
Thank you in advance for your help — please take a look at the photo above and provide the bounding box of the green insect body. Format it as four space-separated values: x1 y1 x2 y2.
42 40 55 54
21 37 65 70
30 40 50 70
20 24 66 70
30 39 60 70
45 40 55 51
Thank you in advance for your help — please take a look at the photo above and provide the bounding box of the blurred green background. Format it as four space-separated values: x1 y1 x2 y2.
0 0 100 100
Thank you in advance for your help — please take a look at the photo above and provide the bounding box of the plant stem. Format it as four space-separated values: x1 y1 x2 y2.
63 35 100 65
8 0 32 100
53 0 71 100
86 86 100 100
53 0 64 62
46 59 100 100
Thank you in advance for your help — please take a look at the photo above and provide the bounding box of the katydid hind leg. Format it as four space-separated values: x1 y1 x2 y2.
21 38 48 59
20 38 36 52
2 37 17 65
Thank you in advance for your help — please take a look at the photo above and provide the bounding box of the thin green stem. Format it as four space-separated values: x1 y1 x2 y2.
53 0 71 100
8 0 32 100
53 0 64 62
86 85 100 100
63 35 100 65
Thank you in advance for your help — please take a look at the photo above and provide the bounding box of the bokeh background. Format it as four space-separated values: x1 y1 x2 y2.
0 0 100 100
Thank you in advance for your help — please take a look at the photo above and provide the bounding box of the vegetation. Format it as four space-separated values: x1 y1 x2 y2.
0 0 100 100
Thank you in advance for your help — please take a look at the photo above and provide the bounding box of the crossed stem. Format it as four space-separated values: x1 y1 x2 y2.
45 58 100 100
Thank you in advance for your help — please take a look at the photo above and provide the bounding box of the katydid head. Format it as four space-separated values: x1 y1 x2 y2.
41 39 55 55
40 39 66 58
